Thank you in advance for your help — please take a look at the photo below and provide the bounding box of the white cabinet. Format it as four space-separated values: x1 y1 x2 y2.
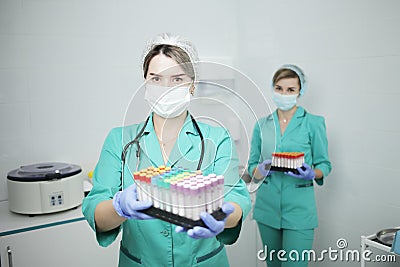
0 201 120 267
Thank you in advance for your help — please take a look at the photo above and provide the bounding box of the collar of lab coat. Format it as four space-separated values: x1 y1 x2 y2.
140 111 199 167
272 106 306 138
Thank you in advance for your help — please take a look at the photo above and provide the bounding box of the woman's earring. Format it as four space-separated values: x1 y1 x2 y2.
189 84 195 96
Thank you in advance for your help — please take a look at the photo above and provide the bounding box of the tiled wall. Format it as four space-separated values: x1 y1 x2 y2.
0 0 239 201
236 0 400 266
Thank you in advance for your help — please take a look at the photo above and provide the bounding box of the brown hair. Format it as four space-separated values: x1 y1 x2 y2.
272 68 301 89
142 44 195 80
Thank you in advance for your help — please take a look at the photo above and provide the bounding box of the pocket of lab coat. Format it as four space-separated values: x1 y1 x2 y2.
119 243 142 266
195 242 228 266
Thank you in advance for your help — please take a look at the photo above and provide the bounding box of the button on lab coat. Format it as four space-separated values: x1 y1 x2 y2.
83 113 251 267
248 107 332 230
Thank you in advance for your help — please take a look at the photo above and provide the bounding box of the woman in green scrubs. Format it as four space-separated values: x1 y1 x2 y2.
83 33 251 267
248 65 332 267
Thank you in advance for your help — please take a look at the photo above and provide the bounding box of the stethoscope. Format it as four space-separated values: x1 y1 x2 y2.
120 113 205 187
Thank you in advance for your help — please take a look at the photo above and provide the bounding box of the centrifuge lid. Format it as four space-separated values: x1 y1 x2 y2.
7 162 82 182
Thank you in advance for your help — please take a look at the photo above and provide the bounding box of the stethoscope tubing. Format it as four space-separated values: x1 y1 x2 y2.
120 114 204 188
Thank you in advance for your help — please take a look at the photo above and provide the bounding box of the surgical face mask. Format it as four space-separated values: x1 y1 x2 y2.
271 91 298 111
144 84 191 118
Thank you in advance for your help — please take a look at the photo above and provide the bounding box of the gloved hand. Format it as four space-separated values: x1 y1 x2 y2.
257 159 273 177
286 163 315 181
175 202 235 239
112 183 153 220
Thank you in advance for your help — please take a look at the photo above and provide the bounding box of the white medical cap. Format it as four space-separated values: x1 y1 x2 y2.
272 64 307 95
141 33 199 68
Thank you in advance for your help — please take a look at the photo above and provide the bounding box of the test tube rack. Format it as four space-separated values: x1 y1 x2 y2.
268 165 306 174
134 166 226 229
139 206 227 229
266 152 306 175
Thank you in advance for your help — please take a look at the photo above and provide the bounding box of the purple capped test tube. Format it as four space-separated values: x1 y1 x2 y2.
203 180 213 213
210 177 218 211
190 185 199 220
177 182 185 216
197 183 206 215
183 183 191 218
170 182 179 214
216 175 224 209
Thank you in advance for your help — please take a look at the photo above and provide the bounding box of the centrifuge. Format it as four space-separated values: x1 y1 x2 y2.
7 162 84 215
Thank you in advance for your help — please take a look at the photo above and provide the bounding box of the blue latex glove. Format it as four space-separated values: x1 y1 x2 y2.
257 159 273 177
286 163 315 181
112 183 153 220
175 202 235 239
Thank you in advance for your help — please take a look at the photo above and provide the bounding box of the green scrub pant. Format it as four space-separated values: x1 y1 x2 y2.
257 223 314 267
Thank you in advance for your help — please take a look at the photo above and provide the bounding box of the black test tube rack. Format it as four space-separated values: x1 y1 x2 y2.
267 165 307 175
139 206 227 229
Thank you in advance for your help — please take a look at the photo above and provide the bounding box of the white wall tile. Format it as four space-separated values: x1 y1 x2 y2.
237 1 400 266
0 103 31 141
0 0 240 203
0 69 29 103
0 0 23 34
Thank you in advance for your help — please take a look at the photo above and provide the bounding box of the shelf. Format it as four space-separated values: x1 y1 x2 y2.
361 233 391 253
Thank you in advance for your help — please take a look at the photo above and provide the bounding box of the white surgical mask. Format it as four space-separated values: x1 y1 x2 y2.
144 84 191 118
271 91 298 111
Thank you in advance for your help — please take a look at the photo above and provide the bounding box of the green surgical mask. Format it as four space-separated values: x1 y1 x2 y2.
271 92 298 111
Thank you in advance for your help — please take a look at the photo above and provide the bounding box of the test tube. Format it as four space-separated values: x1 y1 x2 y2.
295 154 300 168
143 174 152 202
282 154 286 168
216 175 224 209
170 181 179 214
190 185 199 220
195 174 204 183
283 154 287 168
210 177 218 211
197 183 206 215
151 174 160 208
157 177 165 210
164 179 171 212
134 172 142 201
203 180 213 213
183 183 191 218
137 173 145 202
208 173 217 179
291 154 294 168
177 182 185 216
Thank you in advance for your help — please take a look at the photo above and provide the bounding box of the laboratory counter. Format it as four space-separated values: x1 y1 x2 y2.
0 200 119 267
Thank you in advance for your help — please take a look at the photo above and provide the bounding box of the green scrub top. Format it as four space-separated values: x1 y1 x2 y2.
248 107 331 230
83 112 251 267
